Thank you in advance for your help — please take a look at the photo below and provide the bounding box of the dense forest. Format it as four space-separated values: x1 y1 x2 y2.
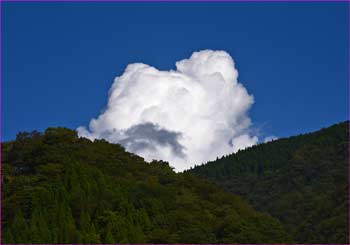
1 127 292 244
189 121 349 244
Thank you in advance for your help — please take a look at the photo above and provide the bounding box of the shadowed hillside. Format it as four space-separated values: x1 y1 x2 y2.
189 121 349 244
1 127 292 244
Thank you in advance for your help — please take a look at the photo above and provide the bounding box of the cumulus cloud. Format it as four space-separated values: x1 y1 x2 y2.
78 50 258 171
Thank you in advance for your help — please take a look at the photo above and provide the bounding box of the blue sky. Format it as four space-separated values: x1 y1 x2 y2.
2 2 349 142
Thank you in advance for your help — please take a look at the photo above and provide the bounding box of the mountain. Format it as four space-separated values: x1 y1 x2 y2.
1 127 292 244
189 121 349 244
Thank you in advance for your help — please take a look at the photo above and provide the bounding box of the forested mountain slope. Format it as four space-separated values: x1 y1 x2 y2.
189 121 349 244
1 128 292 244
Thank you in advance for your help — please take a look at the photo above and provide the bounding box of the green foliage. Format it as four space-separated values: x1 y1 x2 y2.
2 127 291 243
190 121 349 244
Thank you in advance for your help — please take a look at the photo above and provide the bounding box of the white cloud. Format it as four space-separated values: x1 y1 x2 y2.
77 50 259 171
